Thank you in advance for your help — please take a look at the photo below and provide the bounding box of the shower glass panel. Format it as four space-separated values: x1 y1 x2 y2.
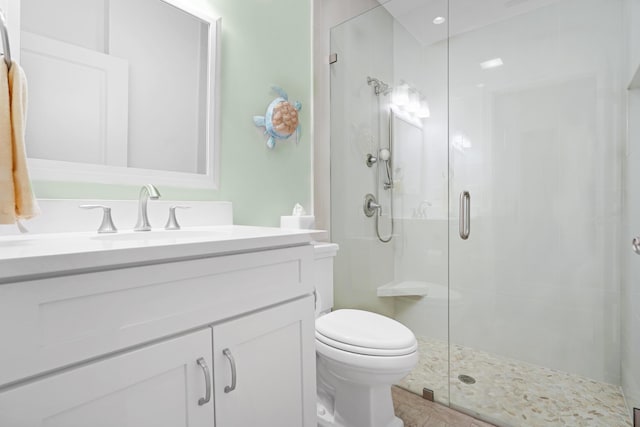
329 0 450 404
330 1 631 425
448 0 627 425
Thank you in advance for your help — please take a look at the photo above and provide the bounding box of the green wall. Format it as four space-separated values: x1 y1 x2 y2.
32 0 312 227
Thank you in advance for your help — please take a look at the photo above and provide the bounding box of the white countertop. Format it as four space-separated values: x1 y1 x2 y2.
0 226 323 283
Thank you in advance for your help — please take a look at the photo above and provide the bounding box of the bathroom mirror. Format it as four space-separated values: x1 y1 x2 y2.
16 0 220 188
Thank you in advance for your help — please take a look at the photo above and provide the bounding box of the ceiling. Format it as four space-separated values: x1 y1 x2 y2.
379 0 566 46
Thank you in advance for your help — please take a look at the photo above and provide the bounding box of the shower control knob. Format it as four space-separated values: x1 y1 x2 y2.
366 154 378 167
633 236 640 255
363 194 382 217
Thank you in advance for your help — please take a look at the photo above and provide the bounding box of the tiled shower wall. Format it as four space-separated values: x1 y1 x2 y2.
328 6 396 317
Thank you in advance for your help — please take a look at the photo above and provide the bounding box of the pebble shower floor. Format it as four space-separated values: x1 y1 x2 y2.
398 337 632 426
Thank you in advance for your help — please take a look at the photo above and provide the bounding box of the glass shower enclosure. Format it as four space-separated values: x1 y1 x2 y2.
329 1 632 425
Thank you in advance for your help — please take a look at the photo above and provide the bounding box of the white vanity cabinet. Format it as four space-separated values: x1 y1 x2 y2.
0 241 317 427
213 296 315 426
0 329 215 427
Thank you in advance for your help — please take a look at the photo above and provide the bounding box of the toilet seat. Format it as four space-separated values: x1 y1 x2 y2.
316 331 417 356
315 309 417 356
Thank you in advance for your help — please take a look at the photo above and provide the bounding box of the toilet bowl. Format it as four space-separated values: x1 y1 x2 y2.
313 244 418 427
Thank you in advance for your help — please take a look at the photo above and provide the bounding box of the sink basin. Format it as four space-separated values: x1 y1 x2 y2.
90 229 231 243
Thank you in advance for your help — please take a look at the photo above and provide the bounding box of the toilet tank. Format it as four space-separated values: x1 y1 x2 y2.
313 242 339 316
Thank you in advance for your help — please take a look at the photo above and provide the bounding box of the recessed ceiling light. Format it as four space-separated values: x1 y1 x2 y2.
480 58 504 70
433 16 446 25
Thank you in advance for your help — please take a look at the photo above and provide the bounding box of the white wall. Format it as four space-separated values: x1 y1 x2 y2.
622 0 640 416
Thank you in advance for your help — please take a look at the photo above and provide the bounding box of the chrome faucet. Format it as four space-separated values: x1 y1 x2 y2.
134 184 161 231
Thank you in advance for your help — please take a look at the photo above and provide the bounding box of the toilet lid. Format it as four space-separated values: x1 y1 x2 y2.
315 309 417 356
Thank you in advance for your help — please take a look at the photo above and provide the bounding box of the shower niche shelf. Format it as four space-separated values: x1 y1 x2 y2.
377 280 430 297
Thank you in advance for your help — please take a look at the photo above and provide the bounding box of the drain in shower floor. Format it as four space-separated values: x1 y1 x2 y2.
458 374 477 384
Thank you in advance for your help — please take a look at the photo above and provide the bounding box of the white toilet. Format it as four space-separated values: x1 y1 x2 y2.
313 243 418 427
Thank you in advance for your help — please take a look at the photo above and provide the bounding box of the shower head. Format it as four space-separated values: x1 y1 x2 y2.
380 85 392 96
367 76 392 96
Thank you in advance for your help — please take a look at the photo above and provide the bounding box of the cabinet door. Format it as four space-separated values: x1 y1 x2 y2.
213 296 316 427
0 329 214 427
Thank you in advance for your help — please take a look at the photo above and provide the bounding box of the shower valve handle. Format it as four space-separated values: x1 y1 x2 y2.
363 194 382 217
368 200 382 216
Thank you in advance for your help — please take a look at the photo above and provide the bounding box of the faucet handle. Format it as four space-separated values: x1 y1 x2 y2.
165 205 190 230
80 205 118 234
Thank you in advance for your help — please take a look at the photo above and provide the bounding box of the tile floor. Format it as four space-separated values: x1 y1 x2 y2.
398 337 632 427
393 386 495 427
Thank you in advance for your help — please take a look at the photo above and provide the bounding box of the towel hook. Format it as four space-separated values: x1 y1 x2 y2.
0 8 11 69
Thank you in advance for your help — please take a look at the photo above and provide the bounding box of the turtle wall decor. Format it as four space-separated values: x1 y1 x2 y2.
253 86 302 149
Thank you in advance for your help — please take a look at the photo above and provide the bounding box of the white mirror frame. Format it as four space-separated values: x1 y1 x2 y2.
7 0 221 189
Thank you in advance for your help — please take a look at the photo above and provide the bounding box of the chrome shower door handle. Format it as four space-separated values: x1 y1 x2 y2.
633 236 640 255
196 357 211 406
459 191 470 240
223 348 237 393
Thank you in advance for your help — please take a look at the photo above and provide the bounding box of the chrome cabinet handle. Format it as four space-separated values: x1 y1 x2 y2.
633 236 640 255
196 357 211 406
223 348 237 393
459 191 470 240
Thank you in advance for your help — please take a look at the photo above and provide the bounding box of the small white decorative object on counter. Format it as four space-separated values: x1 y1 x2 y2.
292 203 305 216
281 203 314 229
